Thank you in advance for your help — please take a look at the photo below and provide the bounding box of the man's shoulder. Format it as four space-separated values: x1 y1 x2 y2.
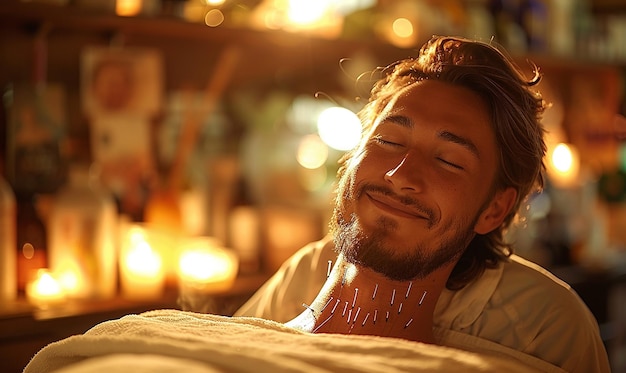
499 255 578 304
490 257 610 372
275 235 336 283
503 255 573 291
496 255 593 321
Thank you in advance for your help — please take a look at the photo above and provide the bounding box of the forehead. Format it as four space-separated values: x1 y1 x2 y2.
381 80 491 128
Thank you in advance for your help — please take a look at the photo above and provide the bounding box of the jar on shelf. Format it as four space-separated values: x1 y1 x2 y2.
47 163 118 299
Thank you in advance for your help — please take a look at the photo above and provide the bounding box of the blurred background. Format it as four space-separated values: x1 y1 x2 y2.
0 0 625 372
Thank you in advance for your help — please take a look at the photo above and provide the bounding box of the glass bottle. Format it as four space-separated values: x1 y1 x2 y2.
0 175 16 302
47 164 117 299
15 192 47 296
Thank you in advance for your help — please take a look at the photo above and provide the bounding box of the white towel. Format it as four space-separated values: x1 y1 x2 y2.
24 309 538 373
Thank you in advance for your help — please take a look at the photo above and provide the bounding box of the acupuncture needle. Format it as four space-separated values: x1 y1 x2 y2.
362 312 370 327
320 297 333 312
404 318 413 329
418 290 427 306
313 314 334 333
352 307 361 324
352 288 358 308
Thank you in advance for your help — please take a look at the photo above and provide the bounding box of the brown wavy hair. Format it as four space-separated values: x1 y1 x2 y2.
335 36 547 290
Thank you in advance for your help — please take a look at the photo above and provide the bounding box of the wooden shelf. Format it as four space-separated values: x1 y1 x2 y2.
0 1 413 92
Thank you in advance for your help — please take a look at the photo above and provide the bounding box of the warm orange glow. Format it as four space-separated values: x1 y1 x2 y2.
297 134 328 169
21 243 34 259
205 9 225 27
382 16 418 48
126 241 162 276
56 262 82 296
287 0 329 26
392 17 413 38
26 269 65 307
120 225 165 299
548 143 580 187
317 106 361 151
178 237 238 292
116 0 143 16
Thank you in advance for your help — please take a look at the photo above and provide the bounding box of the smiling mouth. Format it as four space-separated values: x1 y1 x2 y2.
365 192 431 221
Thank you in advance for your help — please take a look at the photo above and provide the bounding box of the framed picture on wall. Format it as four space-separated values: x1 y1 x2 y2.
81 46 163 117
81 47 163 219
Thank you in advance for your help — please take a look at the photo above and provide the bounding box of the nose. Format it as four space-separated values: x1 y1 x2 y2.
383 152 424 192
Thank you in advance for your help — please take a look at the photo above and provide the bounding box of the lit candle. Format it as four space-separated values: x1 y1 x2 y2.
178 237 238 293
26 269 65 308
120 226 165 300
55 261 86 298
547 143 581 188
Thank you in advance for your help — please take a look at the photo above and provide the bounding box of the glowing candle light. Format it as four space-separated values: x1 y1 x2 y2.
548 143 580 188
26 269 65 308
178 237 238 293
120 225 165 300
55 261 84 297
116 0 143 16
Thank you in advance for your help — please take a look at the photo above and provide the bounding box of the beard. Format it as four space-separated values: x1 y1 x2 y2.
331 183 481 282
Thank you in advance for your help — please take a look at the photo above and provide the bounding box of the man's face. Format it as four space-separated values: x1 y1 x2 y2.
333 80 502 281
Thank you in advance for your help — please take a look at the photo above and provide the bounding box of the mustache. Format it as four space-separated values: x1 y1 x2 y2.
357 184 436 225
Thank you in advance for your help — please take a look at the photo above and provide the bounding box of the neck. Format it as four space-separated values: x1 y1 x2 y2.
286 253 456 344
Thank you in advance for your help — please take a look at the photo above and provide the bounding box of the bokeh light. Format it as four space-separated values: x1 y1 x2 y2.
287 0 331 26
552 143 574 173
317 106 362 151
392 17 413 38
297 134 328 169
205 9 225 27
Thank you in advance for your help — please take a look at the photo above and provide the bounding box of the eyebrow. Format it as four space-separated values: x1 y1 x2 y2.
385 114 412 128
438 130 480 159
384 114 481 159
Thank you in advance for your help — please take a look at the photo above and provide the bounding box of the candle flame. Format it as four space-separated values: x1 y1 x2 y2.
179 248 235 283
552 143 574 173
126 241 162 276
34 270 63 296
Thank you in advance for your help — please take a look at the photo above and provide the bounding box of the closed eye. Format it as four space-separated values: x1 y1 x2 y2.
437 158 464 170
373 136 402 147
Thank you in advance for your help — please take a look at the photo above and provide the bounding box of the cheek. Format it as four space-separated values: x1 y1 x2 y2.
432 180 476 220
439 180 490 225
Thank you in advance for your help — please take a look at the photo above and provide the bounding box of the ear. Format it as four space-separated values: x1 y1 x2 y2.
474 187 517 235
